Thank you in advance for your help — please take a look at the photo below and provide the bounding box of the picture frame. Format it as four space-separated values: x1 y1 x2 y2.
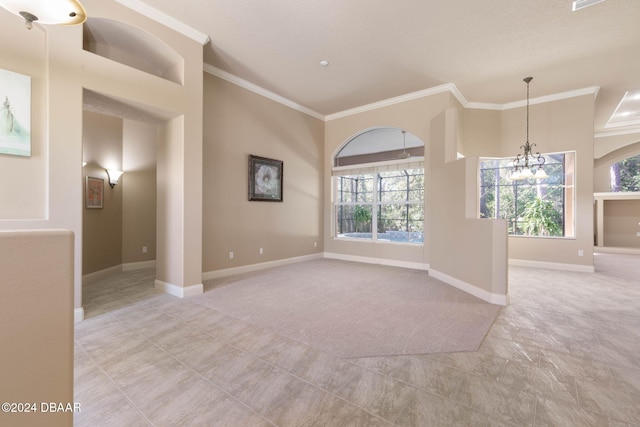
0 68 31 157
248 155 283 202
86 177 104 209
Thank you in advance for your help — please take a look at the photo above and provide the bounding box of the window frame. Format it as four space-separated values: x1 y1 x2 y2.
332 158 425 245
478 151 576 239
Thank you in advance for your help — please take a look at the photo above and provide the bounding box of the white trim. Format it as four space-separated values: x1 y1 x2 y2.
499 86 600 110
323 252 429 271
202 63 602 123
122 260 157 271
115 0 210 45
429 269 510 306
203 64 325 120
595 126 640 138
154 279 203 298
325 84 455 121
82 265 122 284
595 247 640 255
202 253 324 280
74 307 84 323
332 156 425 174
509 258 595 273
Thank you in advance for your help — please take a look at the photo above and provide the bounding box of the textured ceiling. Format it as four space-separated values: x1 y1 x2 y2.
124 0 640 134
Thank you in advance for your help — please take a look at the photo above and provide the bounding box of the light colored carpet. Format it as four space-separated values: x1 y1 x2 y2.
196 259 501 358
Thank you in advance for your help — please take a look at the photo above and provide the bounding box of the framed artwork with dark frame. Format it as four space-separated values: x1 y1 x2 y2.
248 155 283 202
86 176 104 208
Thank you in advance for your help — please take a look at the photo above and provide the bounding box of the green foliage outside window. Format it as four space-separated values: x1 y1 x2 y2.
610 154 640 192
479 153 573 237
521 198 562 236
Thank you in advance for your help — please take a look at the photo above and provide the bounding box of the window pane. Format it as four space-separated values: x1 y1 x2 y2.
479 153 574 237
377 203 424 243
610 154 640 192
334 204 372 238
336 175 373 203
379 169 424 203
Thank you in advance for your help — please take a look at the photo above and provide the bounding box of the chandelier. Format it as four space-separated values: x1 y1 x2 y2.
510 77 547 180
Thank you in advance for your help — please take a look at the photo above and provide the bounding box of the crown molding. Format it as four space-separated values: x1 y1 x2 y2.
115 0 210 45
500 86 600 110
203 64 325 121
325 84 456 121
202 64 602 122
595 126 640 138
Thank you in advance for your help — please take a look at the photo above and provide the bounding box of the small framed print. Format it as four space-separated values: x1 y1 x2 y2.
248 155 283 202
86 177 104 208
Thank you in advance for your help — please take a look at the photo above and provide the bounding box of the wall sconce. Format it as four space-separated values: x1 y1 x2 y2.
106 169 123 188
0 0 87 30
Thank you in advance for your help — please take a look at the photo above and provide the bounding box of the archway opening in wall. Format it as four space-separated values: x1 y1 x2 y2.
332 127 426 244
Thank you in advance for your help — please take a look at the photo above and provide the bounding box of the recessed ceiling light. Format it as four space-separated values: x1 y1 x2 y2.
319 60 329 67
572 0 606 11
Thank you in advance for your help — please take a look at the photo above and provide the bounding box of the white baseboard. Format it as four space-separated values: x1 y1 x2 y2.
429 269 510 306
595 247 640 255
74 307 84 323
202 253 324 280
509 258 595 273
323 252 429 271
123 260 156 271
154 279 203 298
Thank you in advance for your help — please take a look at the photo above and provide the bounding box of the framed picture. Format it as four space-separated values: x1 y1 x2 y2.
248 155 283 202
0 68 31 157
86 177 104 209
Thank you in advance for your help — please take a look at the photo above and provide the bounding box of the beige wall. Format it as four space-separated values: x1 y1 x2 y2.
0 18 47 220
202 74 325 272
82 111 123 274
462 95 596 269
0 0 205 313
325 93 454 266
603 199 640 248
0 230 74 427
122 120 157 265
82 114 157 274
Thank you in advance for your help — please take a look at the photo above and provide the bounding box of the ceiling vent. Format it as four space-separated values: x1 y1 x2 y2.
572 0 606 11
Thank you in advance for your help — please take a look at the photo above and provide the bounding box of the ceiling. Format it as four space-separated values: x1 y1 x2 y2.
127 0 640 134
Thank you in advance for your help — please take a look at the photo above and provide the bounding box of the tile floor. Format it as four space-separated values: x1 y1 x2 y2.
74 258 640 426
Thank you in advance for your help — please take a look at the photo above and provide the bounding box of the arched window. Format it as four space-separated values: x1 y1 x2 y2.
332 127 425 244
610 154 640 192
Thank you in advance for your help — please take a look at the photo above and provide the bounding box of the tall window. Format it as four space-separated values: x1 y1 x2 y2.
610 154 640 192
479 152 575 237
334 167 424 243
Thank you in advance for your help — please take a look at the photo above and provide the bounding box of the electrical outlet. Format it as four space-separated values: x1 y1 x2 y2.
259 248 263 255
578 250 584 257
637 232 640 237
314 241 317 248
142 246 148 254
229 251 234 259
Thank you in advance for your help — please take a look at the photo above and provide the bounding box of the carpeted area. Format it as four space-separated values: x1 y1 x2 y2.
195 259 501 358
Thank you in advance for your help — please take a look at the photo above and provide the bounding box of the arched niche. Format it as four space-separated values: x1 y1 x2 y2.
334 127 424 167
83 17 184 85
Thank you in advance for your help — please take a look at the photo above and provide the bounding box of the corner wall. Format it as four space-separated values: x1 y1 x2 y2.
201 74 325 275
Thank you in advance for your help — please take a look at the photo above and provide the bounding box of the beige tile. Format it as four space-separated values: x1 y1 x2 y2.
73 391 150 427
335 369 417 423
179 394 271 426
290 350 365 393
396 389 488 427
453 374 536 426
535 396 614 427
